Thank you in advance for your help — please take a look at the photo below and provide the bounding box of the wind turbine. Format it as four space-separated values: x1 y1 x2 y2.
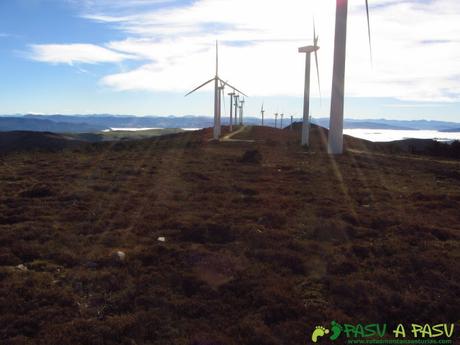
234 94 240 126
299 22 320 147
185 41 246 140
217 82 225 136
328 0 372 154
238 103 243 125
261 103 265 126
290 115 294 130
280 113 284 129
274 112 278 128
239 98 245 125
228 91 235 132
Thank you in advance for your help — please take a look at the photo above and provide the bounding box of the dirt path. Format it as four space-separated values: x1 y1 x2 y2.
220 125 255 143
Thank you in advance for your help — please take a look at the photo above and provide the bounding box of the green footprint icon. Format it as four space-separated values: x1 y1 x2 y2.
330 321 343 341
311 326 330 343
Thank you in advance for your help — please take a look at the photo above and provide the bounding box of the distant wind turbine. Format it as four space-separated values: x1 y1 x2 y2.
234 94 240 126
239 98 245 125
328 0 372 154
290 115 294 130
280 113 284 129
185 41 246 140
299 21 320 147
261 103 265 126
274 112 278 128
238 103 243 125
228 91 235 132
217 81 225 136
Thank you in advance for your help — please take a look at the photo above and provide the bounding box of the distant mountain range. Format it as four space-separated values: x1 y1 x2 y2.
0 117 106 132
313 118 460 131
1 114 459 133
440 128 460 133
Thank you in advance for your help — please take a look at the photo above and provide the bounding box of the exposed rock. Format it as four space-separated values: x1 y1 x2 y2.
115 251 126 261
16 264 28 272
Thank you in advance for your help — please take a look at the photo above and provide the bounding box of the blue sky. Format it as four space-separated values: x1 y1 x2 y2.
0 0 459 122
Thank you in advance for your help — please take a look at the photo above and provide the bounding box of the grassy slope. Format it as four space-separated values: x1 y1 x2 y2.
96 128 186 141
0 127 459 344
0 129 187 155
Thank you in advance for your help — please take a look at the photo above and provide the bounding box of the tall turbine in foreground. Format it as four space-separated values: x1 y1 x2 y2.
328 0 372 154
185 41 246 140
299 23 320 147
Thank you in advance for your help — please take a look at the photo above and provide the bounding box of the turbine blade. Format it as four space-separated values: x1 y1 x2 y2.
365 0 373 63
314 49 321 105
219 78 248 97
216 40 219 76
313 17 317 45
313 16 321 105
185 77 215 97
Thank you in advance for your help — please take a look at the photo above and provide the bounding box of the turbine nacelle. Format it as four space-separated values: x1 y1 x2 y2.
298 45 320 54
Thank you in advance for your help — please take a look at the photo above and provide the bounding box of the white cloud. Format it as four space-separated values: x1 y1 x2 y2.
33 0 460 102
29 43 138 65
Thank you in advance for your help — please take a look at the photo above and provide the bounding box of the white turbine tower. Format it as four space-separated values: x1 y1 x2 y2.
261 103 265 126
280 113 284 129
185 41 246 140
274 113 278 128
238 103 243 125
239 98 245 125
217 82 225 135
290 115 294 130
328 0 372 154
299 22 320 147
228 91 235 132
234 94 240 126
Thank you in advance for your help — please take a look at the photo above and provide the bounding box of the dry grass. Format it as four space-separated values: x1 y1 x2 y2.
0 126 459 344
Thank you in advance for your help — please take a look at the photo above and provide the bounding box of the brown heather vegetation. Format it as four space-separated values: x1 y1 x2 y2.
0 125 459 344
